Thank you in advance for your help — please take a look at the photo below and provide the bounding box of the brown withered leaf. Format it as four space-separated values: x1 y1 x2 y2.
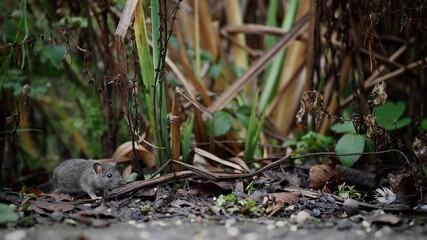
70 213 110 227
171 199 195 208
296 91 326 125
31 199 74 213
48 193 75 202
367 213 401 225
308 164 336 190
369 81 387 107
135 187 158 201
268 192 300 204
413 136 427 163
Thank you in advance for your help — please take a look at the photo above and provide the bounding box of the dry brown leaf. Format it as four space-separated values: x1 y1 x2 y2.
367 213 401 225
31 200 75 213
194 148 247 172
369 81 387 107
268 192 300 204
308 164 336 190
112 141 154 167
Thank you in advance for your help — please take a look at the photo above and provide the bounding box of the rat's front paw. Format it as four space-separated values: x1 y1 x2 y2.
88 192 102 200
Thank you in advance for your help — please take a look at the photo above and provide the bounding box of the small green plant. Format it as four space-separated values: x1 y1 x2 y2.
244 92 267 162
214 193 261 216
0 203 21 227
285 131 334 153
246 181 255 194
215 193 237 206
331 101 410 168
337 183 361 199
181 114 194 163
284 131 334 164
140 204 150 215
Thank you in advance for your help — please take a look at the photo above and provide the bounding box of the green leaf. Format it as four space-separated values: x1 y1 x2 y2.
236 106 251 129
211 111 233 137
124 172 138 183
330 121 356 133
395 118 411 129
335 133 365 167
375 101 410 129
244 92 267 162
422 119 427 130
181 114 194 163
209 63 222 79
223 193 237 202
0 203 20 225
375 101 405 120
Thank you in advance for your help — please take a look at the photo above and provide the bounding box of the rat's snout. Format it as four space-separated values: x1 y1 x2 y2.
118 179 124 186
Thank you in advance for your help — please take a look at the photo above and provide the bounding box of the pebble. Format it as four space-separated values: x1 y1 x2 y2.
243 232 258 240
295 211 312 224
343 199 359 216
227 227 240 237
4 230 27 240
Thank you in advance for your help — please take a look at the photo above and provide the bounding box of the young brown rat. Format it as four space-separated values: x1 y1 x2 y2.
52 159 124 199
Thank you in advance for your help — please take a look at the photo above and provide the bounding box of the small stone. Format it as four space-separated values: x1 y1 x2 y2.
295 211 312 224
266 224 275 230
138 231 151 240
243 233 258 240
51 211 63 222
362 220 371 228
337 219 353 230
290 225 298 232
5 230 27 240
275 221 286 228
343 199 359 216
227 227 240 237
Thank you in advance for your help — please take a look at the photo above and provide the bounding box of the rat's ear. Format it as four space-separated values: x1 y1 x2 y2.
93 163 103 174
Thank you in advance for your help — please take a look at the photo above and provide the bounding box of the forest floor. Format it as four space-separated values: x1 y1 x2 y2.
1 217 427 240
1 182 427 240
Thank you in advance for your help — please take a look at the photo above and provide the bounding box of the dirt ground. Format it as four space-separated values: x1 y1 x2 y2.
1 176 427 240
1 216 427 240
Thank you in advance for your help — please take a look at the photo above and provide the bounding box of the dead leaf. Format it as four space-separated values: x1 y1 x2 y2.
170 199 194 208
135 187 158 201
31 200 74 213
78 205 115 218
265 200 285 216
296 91 326 125
153 192 175 210
268 192 300 204
413 136 427 163
113 141 154 167
176 188 199 196
369 81 387 107
70 213 110 227
48 193 74 202
367 213 401 225
308 164 336 189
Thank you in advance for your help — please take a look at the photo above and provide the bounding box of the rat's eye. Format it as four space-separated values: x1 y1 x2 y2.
107 174 112 178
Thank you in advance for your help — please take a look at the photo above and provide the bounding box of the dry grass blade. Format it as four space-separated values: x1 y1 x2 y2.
366 57 427 88
170 91 181 172
114 0 138 115
165 55 196 97
208 14 309 112
222 24 288 36
195 148 248 173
